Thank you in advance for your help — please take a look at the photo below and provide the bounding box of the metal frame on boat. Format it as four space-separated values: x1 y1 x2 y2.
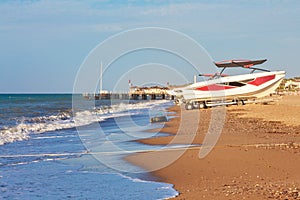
168 59 286 110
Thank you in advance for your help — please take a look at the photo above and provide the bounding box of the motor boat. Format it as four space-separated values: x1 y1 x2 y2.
168 59 286 110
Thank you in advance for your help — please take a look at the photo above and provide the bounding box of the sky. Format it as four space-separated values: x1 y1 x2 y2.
0 0 300 93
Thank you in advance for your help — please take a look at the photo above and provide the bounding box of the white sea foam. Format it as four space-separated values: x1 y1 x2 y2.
0 100 170 146
2 156 68 167
116 172 179 199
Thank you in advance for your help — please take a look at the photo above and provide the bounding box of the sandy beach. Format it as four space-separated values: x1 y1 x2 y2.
127 95 300 199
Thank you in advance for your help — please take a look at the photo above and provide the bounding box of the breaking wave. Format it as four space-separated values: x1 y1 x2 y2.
0 100 169 145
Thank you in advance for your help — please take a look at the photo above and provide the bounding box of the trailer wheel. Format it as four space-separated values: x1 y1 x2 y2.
185 103 193 110
199 102 207 109
241 100 245 105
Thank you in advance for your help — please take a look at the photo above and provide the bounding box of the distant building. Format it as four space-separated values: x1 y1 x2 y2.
284 79 300 91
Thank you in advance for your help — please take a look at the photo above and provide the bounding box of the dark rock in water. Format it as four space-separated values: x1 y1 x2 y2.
150 116 168 123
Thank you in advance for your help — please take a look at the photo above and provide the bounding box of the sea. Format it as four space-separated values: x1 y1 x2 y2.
0 94 178 200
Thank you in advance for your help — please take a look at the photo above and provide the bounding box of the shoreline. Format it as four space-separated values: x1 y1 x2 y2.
127 95 300 199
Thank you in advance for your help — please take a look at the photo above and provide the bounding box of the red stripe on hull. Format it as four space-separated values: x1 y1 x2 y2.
247 74 275 86
196 84 236 91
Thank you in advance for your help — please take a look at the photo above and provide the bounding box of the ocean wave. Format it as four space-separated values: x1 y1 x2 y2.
0 100 170 146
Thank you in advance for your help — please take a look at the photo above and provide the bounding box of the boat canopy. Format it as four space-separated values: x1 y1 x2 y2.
214 59 267 68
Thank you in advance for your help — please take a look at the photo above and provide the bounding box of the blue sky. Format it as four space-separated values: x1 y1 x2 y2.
0 0 300 93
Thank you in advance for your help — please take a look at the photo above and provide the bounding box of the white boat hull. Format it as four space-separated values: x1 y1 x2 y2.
171 71 285 104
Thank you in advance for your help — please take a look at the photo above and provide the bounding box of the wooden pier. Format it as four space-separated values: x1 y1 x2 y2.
129 86 174 100
83 86 174 100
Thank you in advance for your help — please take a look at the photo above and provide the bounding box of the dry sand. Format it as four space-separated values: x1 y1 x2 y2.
127 95 300 200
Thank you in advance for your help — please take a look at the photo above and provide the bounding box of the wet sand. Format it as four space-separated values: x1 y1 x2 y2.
127 95 300 199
